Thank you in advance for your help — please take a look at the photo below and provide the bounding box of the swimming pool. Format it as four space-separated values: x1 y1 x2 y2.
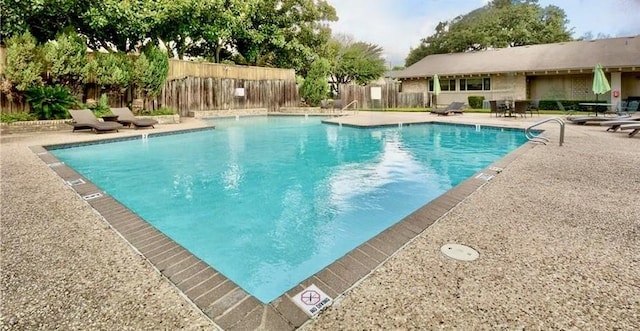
51 116 528 303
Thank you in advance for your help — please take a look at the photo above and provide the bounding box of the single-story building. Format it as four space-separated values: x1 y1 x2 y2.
396 36 640 108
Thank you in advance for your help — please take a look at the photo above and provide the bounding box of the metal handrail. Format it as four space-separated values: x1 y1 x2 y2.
340 100 358 115
524 117 565 146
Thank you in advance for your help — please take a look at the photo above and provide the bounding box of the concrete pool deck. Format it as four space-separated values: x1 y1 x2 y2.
1 112 638 330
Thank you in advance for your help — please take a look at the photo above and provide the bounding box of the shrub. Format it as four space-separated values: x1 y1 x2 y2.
0 112 38 123
142 106 176 116
141 45 169 99
467 95 485 109
43 32 89 96
25 85 77 120
4 32 44 91
87 93 111 117
88 52 131 96
538 100 605 110
299 58 330 107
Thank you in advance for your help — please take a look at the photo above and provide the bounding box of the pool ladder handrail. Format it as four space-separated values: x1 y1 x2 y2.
339 100 358 115
524 117 565 146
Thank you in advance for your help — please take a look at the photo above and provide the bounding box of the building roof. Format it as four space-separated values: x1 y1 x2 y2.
384 70 403 79
397 36 640 79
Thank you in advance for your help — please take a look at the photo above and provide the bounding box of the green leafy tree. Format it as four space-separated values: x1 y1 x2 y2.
1 0 157 52
232 0 337 72
43 32 90 96
192 0 250 63
405 0 573 66
0 0 90 45
326 35 386 95
82 0 158 52
4 32 44 91
299 58 330 107
153 0 204 58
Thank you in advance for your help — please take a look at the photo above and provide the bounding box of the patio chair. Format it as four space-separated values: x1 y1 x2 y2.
625 100 639 115
110 107 158 129
556 101 576 115
619 123 640 137
489 100 505 117
431 102 464 116
512 100 528 118
332 99 343 112
527 99 540 116
69 109 123 133
615 100 628 115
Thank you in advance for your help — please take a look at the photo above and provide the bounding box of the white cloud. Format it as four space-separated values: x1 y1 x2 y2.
325 0 477 66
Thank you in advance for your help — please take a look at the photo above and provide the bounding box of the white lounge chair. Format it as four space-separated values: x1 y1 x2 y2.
567 115 629 125
599 116 640 132
619 123 640 138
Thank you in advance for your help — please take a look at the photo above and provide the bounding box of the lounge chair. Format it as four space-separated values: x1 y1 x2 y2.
110 107 158 129
599 116 640 132
69 109 123 133
619 123 640 138
431 102 464 116
566 112 630 125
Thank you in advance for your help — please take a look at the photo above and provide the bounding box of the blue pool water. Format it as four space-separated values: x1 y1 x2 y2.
51 116 528 303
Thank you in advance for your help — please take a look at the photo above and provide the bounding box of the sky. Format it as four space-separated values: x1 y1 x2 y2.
325 0 640 67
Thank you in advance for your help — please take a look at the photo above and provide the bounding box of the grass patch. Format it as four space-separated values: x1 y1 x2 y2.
0 112 38 123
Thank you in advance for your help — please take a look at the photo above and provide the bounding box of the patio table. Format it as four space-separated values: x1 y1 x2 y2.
579 103 614 117
101 115 119 122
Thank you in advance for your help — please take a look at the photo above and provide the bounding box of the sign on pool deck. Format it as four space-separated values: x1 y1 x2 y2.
292 284 333 316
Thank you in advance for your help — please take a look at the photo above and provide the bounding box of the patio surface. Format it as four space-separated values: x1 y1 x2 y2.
1 112 638 330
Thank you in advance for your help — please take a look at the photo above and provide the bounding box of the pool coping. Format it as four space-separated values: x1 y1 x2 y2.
32 121 539 330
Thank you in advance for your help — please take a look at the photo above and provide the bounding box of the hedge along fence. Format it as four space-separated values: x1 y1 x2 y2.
338 82 424 109
0 47 298 115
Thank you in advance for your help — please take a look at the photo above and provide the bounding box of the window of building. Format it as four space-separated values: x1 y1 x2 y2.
429 79 456 91
459 77 491 91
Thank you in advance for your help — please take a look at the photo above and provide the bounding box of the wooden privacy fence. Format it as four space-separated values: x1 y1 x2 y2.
161 77 299 116
338 83 425 109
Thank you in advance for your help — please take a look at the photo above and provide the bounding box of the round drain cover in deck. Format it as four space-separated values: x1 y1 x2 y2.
440 244 479 261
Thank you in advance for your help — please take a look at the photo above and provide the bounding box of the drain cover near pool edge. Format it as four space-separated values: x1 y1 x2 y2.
440 244 479 261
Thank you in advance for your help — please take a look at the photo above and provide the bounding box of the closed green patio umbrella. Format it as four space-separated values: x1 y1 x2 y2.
592 64 611 116
432 74 441 109
592 64 611 99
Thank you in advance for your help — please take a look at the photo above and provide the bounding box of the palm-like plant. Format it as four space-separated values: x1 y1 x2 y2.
25 85 77 120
